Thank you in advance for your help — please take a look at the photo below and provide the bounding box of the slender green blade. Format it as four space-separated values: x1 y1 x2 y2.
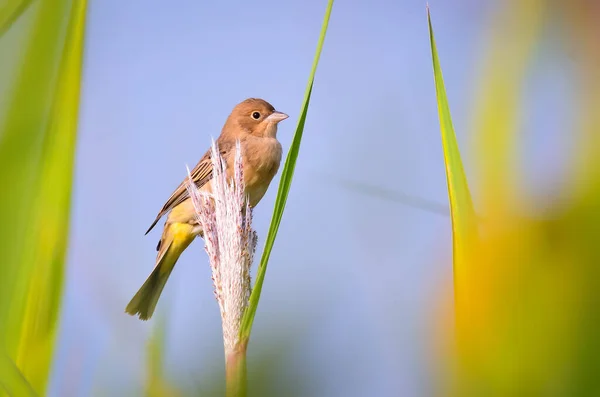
0 0 88 394
427 8 477 297
240 0 334 340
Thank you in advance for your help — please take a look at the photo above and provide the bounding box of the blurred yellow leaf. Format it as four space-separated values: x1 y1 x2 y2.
0 0 87 394
431 0 600 395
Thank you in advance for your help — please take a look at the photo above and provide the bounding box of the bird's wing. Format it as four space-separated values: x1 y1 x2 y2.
145 139 233 234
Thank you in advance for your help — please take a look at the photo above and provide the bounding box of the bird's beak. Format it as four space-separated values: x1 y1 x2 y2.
266 111 289 123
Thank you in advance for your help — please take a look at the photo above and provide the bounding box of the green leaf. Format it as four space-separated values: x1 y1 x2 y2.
240 0 334 340
427 7 477 298
0 0 88 394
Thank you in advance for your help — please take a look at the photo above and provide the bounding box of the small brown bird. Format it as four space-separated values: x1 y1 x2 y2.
126 98 288 320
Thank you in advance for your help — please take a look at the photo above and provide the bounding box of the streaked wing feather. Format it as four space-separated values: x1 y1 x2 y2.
145 139 233 234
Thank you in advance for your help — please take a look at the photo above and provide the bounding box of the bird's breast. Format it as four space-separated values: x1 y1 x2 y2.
243 138 282 206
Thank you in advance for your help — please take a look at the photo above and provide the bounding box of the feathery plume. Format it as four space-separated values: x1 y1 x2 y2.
185 139 257 356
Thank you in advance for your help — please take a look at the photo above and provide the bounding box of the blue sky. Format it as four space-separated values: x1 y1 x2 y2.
41 0 571 395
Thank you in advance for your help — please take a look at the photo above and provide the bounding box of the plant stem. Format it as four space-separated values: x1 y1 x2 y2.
225 342 248 397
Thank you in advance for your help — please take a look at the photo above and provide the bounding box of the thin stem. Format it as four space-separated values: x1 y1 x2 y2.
239 0 334 342
225 342 248 397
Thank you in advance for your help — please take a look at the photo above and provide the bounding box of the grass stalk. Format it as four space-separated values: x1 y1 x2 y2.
239 0 334 343
225 343 248 397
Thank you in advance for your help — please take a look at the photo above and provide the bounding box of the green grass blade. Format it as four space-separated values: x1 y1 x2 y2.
427 7 477 298
0 0 88 394
240 0 334 340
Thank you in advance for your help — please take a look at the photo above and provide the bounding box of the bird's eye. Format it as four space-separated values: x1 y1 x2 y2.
251 111 261 120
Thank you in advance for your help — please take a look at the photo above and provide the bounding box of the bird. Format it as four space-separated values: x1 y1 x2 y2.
125 98 288 320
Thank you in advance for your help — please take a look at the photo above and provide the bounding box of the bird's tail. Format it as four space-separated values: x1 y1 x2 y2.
125 223 195 320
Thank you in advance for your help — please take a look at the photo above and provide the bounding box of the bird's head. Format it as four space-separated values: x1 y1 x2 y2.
224 98 288 138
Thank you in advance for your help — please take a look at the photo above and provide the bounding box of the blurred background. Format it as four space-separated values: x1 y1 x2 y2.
1 0 599 396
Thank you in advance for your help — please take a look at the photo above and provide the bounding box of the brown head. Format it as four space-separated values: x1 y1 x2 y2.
221 98 288 139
